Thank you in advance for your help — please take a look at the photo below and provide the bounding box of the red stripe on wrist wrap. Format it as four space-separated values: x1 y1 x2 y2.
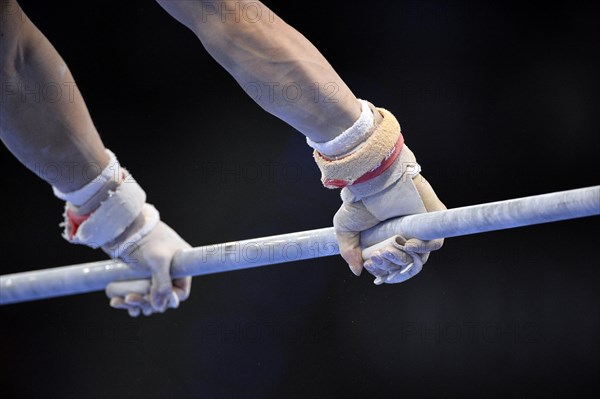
322 133 404 189
66 207 92 240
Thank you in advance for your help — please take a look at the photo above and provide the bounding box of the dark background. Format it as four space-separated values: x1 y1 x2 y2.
1 1 599 398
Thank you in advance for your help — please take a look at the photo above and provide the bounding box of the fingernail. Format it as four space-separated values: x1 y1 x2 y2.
400 263 414 274
350 265 362 276
387 270 402 282
125 295 138 304
168 292 180 309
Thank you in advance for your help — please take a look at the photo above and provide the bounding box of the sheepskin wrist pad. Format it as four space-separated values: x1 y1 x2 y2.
313 107 404 189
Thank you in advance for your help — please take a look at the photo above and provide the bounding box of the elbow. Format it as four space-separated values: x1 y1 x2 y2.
0 0 28 78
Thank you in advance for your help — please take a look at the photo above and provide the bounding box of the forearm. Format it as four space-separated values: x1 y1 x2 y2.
0 0 108 193
155 0 361 142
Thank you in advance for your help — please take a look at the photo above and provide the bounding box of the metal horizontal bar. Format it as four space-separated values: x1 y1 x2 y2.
1 186 598 305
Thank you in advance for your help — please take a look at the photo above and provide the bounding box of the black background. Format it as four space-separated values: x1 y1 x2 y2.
1 1 599 398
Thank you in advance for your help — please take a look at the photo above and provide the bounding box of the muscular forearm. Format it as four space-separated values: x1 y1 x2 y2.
155 0 361 142
0 0 108 193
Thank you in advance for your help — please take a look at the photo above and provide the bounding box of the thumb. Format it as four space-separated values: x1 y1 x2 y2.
333 201 380 277
403 237 444 254
336 230 364 276
149 261 173 312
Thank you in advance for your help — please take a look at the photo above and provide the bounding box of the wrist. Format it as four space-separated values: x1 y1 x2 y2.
52 149 121 209
341 144 421 203
311 105 403 189
53 149 150 250
306 99 377 158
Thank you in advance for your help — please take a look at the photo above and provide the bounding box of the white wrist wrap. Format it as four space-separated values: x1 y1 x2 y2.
52 149 121 207
61 173 147 248
306 99 374 157
101 203 160 259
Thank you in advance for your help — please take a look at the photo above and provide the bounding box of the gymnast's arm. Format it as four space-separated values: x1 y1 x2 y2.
0 0 191 316
156 0 446 283
156 0 361 143
0 0 108 190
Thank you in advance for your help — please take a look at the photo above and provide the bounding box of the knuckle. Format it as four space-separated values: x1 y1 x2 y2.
105 285 116 297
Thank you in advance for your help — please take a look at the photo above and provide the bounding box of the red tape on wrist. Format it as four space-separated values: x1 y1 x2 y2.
323 133 404 189
66 207 92 240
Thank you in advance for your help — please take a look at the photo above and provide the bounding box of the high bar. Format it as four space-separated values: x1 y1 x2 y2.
1 185 598 305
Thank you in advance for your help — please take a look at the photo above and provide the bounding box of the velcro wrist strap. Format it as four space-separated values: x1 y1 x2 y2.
313 107 402 188
52 149 120 207
61 172 146 248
